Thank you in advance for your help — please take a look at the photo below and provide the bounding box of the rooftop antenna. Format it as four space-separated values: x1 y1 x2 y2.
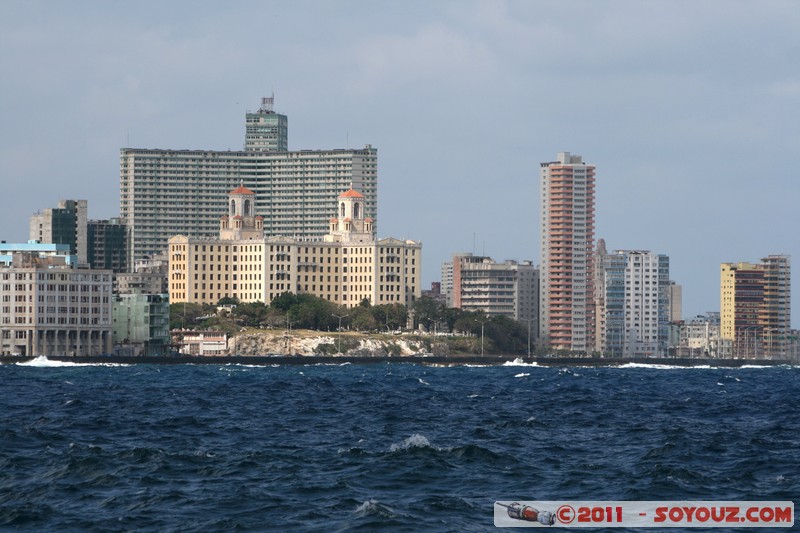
259 94 275 114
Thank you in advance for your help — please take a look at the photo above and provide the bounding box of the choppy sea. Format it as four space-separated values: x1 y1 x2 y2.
0 358 797 532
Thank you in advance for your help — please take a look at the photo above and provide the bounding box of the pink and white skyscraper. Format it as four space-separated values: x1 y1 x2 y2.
540 152 596 352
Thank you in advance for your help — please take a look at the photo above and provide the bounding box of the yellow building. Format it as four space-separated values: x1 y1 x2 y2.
169 187 421 308
720 255 791 358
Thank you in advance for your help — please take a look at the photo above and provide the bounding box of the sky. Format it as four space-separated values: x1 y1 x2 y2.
1 1 799 323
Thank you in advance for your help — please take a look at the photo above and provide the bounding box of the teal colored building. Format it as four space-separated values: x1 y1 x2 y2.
112 294 170 356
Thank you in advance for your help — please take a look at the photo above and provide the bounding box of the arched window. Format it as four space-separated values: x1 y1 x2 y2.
340 203 346 217
353 202 360 219
244 199 251 216
230 200 236 215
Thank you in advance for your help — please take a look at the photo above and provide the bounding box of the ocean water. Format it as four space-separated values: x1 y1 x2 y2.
0 359 797 532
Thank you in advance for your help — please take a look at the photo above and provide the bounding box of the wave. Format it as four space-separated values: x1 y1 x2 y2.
389 433 438 452
386 434 508 463
616 362 714 369
502 358 540 367
16 356 130 368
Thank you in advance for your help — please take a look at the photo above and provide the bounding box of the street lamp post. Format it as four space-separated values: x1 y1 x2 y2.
477 319 487 357
284 314 292 354
524 317 535 358
739 326 758 359
332 314 348 354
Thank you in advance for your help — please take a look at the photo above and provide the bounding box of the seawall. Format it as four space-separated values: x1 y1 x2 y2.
0 354 793 367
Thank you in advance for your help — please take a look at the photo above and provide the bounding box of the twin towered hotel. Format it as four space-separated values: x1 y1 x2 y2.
168 185 421 307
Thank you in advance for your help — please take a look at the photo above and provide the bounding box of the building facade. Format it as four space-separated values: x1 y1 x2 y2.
115 252 168 295
595 247 671 357
720 255 791 358
87 217 129 273
440 260 454 307
174 330 228 356
112 293 170 356
669 312 721 358
540 152 596 352
0 242 77 267
29 199 89 265
245 96 288 152
168 188 421 308
668 282 682 322
0 252 112 356
30 200 131 272
121 101 378 264
449 254 539 330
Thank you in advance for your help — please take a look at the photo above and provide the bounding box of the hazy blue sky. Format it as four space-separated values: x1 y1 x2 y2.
2 1 799 322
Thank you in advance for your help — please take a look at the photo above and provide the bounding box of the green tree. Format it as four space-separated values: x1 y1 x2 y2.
411 296 443 330
232 302 270 328
349 305 377 331
372 303 407 331
169 302 212 330
270 291 297 312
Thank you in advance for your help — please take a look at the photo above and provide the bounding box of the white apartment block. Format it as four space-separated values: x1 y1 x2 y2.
120 100 378 265
440 260 454 307
121 146 377 264
450 254 539 327
621 251 666 357
0 254 113 356
595 245 671 357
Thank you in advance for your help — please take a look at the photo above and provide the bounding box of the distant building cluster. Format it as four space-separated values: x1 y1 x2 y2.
438 151 793 360
1 98 423 357
1 101 795 360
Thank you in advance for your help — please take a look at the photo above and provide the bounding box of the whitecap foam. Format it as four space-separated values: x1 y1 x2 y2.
16 356 129 367
354 499 396 518
514 372 530 378
616 362 714 369
389 433 437 452
418 377 430 385
502 358 540 367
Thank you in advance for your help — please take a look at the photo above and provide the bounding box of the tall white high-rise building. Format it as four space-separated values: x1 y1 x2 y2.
120 99 378 265
540 152 595 352
595 247 671 357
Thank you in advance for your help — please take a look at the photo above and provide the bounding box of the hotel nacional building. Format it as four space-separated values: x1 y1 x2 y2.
168 186 421 308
